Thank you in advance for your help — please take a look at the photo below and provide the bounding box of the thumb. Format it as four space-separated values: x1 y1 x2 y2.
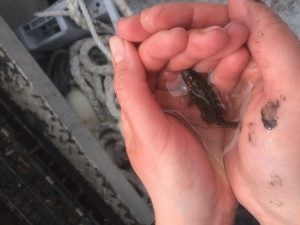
228 0 300 92
109 36 168 149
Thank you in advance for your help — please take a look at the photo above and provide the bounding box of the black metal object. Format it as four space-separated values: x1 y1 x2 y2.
235 205 260 225
0 91 125 225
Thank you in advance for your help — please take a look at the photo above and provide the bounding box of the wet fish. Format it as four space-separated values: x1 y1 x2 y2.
182 70 238 128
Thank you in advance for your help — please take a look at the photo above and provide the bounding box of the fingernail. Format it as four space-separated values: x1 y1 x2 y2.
199 26 223 34
225 20 248 36
109 36 125 64
225 20 240 30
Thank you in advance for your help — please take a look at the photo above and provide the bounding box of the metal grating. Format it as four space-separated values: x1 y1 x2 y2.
0 92 125 225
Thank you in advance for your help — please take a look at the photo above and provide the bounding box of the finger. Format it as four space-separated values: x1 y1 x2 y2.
209 21 249 60
110 36 168 144
191 21 248 72
166 21 248 72
166 26 229 71
212 47 250 94
118 2 229 42
141 3 229 32
138 27 188 72
193 21 248 72
117 14 151 42
193 60 218 73
228 0 300 93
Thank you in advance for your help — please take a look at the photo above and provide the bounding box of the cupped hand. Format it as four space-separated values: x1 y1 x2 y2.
224 1 300 225
116 1 300 224
109 38 236 225
109 3 251 225
118 2 249 92
117 2 249 170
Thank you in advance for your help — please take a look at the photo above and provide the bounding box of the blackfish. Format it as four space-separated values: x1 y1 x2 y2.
181 70 238 128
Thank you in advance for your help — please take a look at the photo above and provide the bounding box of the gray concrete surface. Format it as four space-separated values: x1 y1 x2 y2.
0 0 48 29
0 15 153 225
265 0 300 36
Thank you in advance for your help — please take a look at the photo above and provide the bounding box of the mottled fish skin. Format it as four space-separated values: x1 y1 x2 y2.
181 70 238 128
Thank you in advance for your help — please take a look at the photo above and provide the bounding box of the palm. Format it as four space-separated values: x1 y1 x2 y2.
150 112 230 204
153 73 229 174
127 73 236 213
114 1 300 223
224 64 300 222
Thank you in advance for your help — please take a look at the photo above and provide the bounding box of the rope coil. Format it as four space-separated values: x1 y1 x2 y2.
36 0 133 59
41 0 150 209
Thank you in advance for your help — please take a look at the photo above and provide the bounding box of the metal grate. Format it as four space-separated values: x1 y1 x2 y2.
0 92 125 225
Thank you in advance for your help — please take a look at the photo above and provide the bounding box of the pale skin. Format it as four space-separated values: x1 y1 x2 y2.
109 0 300 224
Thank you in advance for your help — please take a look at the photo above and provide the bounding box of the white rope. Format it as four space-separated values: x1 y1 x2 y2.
104 75 120 119
68 38 151 202
69 37 118 121
36 0 112 60
35 10 70 17
97 122 125 162
79 38 113 75
38 0 149 204
69 39 106 120
112 0 133 16
68 0 84 27
35 0 134 60
75 0 112 60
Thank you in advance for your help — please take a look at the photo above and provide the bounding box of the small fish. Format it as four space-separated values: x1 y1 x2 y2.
182 70 238 128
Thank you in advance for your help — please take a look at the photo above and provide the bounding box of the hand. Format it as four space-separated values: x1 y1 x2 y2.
110 39 236 225
225 1 300 225
116 0 300 224
110 3 249 225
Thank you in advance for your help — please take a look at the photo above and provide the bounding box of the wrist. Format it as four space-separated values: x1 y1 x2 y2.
150 179 237 225
154 211 235 225
258 216 300 225
250 208 300 225
153 202 236 225
208 210 235 225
